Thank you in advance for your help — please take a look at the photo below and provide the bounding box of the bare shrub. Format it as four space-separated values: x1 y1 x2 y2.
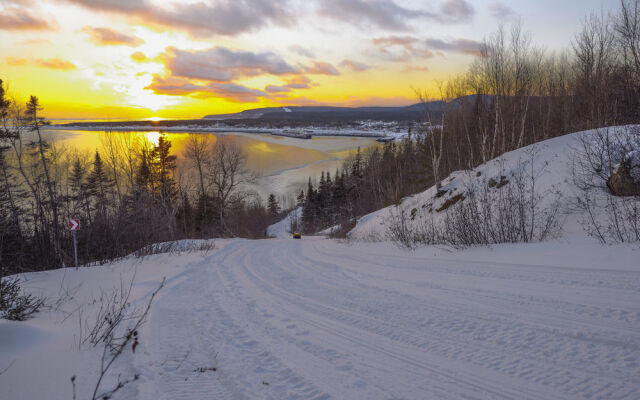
446 149 562 246
572 126 640 242
387 207 423 249
133 240 215 259
387 147 563 249
79 273 136 348
73 277 165 400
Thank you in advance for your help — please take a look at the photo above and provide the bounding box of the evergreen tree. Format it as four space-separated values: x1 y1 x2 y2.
87 151 114 216
267 194 280 222
296 190 305 208
150 135 177 204
69 158 92 223
134 149 151 196
302 178 316 233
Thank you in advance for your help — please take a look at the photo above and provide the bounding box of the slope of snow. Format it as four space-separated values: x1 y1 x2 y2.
267 208 301 238
349 126 637 242
2 238 639 399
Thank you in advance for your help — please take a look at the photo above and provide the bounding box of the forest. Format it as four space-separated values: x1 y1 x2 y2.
298 2 640 236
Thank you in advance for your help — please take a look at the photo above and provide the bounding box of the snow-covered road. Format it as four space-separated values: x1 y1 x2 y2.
136 238 640 400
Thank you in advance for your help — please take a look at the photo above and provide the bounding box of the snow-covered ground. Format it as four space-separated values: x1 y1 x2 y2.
2 126 640 399
1 237 639 399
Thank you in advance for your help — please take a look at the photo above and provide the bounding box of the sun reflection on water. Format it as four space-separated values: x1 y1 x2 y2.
145 131 161 146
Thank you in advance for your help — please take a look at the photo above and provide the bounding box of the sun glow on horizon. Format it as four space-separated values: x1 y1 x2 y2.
0 0 617 119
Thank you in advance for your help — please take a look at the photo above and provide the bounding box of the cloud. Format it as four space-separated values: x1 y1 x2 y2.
265 85 291 93
82 26 144 46
20 38 52 45
438 0 475 23
424 37 482 55
131 51 150 63
6 57 28 66
372 35 481 61
265 76 315 93
145 75 266 102
206 83 266 102
284 76 313 89
0 8 55 30
289 45 314 58
340 59 371 72
371 36 434 62
34 58 76 70
165 46 299 82
303 61 340 75
319 0 430 31
64 0 292 37
145 76 202 95
488 2 517 20
319 0 474 31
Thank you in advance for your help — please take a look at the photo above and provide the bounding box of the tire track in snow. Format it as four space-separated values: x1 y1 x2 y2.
140 238 640 399
230 239 639 399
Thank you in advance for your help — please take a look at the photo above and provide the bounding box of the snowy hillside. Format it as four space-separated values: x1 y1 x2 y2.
350 125 639 244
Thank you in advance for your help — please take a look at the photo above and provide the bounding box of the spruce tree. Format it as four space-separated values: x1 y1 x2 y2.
87 151 114 216
296 190 305 208
267 194 280 222
150 135 177 204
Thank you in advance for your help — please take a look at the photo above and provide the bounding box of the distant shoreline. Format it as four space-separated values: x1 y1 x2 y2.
46 123 405 140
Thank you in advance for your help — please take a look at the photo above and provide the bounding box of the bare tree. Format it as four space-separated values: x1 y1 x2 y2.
205 141 254 234
185 134 210 197
415 88 445 190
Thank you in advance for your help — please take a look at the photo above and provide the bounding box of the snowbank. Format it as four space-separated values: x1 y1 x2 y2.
349 126 639 243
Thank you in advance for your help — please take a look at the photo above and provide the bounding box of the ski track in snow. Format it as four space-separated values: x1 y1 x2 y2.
139 238 640 400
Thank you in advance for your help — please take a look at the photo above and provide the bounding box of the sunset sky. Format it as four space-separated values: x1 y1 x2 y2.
0 0 618 120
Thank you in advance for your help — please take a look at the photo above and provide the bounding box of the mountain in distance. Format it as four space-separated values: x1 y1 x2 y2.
203 102 443 122
202 95 489 122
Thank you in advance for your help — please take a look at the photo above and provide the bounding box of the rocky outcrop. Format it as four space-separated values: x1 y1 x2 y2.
607 161 640 196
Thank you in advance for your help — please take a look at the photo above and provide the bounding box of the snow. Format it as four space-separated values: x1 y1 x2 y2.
267 208 301 238
2 237 640 399
350 126 639 242
2 126 640 399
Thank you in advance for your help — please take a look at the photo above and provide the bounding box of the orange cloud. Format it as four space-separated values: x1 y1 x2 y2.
131 51 149 62
6 57 28 66
82 26 144 46
303 61 340 76
284 76 313 89
340 59 371 72
145 75 266 103
35 58 76 70
20 38 52 45
0 8 55 31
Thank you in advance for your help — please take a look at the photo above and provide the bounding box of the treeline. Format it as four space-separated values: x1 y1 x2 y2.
0 88 279 275
301 1 640 235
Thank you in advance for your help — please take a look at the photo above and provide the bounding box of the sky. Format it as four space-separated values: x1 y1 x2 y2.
0 0 619 120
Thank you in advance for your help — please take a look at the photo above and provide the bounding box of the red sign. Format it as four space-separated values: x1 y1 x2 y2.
68 219 80 231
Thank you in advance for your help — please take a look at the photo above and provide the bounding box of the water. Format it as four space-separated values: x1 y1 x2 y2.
40 128 379 202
